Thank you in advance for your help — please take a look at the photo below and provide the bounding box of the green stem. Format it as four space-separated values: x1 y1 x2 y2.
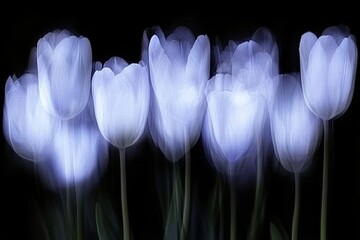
292 173 300 240
230 181 236 240
219 177 224 240
249 138 264 240
180 149 191 240
76 187 83 240
321 120 332 240
66 186 74 240
120 148 130 240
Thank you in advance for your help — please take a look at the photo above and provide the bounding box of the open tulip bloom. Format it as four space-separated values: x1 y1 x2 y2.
92 56 150 240
300 25 358 240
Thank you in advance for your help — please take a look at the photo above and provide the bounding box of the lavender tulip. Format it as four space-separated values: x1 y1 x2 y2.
92 57 150 149
270 74 322 173
3 73 58 161
300 26 357 120
37 29 92 119
148 26 210 162
270 74 322 240
300 26 357 240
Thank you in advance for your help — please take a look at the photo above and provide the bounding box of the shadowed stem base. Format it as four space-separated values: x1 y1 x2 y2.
180 149 191 240
292 173 300 240
321 120 332 240
120 148 130 240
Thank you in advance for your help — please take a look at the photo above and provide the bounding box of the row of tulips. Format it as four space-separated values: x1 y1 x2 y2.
3 25 357 240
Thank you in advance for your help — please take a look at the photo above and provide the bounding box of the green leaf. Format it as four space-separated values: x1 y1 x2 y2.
270 219 289 240
95 202 121 240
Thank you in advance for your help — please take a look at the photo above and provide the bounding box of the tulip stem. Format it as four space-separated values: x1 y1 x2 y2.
292 173 300 240
219 176 224 240
321 120 332 240
66 186 74 240
249 138 264 240
230 181 236 240
180 149 191 240
76 187 83 240
120 148 130 240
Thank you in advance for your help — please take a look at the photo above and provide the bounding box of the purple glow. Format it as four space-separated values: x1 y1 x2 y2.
39 97 108 189
300 26 358 120
147 26 210 161
270 74 323 173
92 57 150 149
37 30 92 119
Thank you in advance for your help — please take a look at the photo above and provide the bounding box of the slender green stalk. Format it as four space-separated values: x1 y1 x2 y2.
120 148 130 240
219 177 224 240
180 149 191 240
249 138 264 240
230 181 236 240
321 120 332 240
292 173 300 240
76 187 83 240
67 186 74 240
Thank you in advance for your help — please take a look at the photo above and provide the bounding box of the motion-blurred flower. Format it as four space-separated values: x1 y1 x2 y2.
37 29 92 119
270 73 322 240
270 73 322 173
3 73 58 161
147 26 210 162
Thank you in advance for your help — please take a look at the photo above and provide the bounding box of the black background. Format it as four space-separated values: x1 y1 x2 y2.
1 6 359 240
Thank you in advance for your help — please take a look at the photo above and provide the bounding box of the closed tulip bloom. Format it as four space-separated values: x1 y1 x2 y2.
37 29 92 119
148 26 210 161
299 26 357 120
92 57 150 149
3 73 58 161
270 74 322 173
202 73 267 175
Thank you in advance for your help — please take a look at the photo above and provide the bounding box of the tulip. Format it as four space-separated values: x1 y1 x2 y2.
148 26 210 162
92 56 149 149
92 56 150 240
270 74 322 173
300 26 357 120
270 73 322 240
299 26 358 240
147 26 210 240
37 29 92 119
3 73 58 161
207 28 278 240
203 72 267 240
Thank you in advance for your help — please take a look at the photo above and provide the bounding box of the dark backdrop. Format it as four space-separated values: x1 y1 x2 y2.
1 7 359 240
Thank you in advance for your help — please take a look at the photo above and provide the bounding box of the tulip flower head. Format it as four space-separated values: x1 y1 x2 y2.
3 73 58 161
37 29 92 119
270 74 323 173
202 73 267 177
300 26 358 120
148 26 210 162
92 57 150 149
